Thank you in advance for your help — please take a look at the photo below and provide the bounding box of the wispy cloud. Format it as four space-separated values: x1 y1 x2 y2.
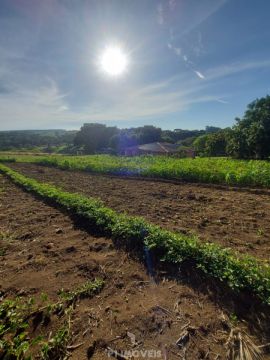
169 0 177 11
216 98 229 104
59 59 270 123
194 70 205 79
168 45 206 80
157 3 164 25
205 60 270 81
167 42 181 56
176 0 228 37
0 68 214 129
1 56 270 129
0 75 71 129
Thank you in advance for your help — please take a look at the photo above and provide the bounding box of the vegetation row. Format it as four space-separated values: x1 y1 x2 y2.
2 154 270 188
1 164 270 305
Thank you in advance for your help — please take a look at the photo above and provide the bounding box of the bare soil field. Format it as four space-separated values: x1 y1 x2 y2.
10 162 270 261
0 175 230 359
1 173 270 359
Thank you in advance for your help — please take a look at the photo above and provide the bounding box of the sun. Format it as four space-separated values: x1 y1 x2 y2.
100 46 128 77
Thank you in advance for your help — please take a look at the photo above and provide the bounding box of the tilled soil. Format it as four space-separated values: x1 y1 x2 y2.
10 162 270 261
1 175 270 359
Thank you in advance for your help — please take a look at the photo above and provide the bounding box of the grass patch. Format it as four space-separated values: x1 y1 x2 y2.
1 163 270 305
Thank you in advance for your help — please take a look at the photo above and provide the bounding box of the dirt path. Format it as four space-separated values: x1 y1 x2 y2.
10 162 270 261
2 174 270 359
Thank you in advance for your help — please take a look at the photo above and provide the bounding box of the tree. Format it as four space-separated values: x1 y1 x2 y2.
171 129 206 142
226 123 250 159
74 123 118 154
161 130 174 143
109 132 138 152
205 126 222 134
204 130 229 156
227 96 270 159
193 135 209 156
181 136 197 147
193 129 232 157
135 125 162 144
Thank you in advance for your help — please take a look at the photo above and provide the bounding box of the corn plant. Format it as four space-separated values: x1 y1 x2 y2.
2 154 270 187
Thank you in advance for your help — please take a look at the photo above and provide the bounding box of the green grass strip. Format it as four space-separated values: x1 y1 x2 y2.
1 163 270 305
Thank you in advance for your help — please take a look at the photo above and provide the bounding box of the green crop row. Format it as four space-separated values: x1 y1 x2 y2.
1 163 270 304
1 154 270 188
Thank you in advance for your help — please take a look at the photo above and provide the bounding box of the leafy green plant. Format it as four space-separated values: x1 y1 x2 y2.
0 297 41 359
257 228 265 236
41 323 70 360
58 279 105 304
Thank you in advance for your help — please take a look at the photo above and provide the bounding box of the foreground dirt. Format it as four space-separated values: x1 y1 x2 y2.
1 175 270 359
10 162 270 261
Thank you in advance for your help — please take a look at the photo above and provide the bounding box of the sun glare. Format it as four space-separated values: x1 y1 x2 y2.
100 46 128 77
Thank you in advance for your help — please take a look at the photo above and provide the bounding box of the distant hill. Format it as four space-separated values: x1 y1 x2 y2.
0 129 77 151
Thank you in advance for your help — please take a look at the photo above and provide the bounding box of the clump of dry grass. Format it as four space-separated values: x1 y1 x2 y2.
226 328 263 360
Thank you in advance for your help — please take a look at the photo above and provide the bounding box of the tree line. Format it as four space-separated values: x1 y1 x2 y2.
73 124 219 154
0 124 219 153
0 130 76 152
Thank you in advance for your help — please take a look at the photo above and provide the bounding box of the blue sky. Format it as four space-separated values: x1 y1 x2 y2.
0 0 270 131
